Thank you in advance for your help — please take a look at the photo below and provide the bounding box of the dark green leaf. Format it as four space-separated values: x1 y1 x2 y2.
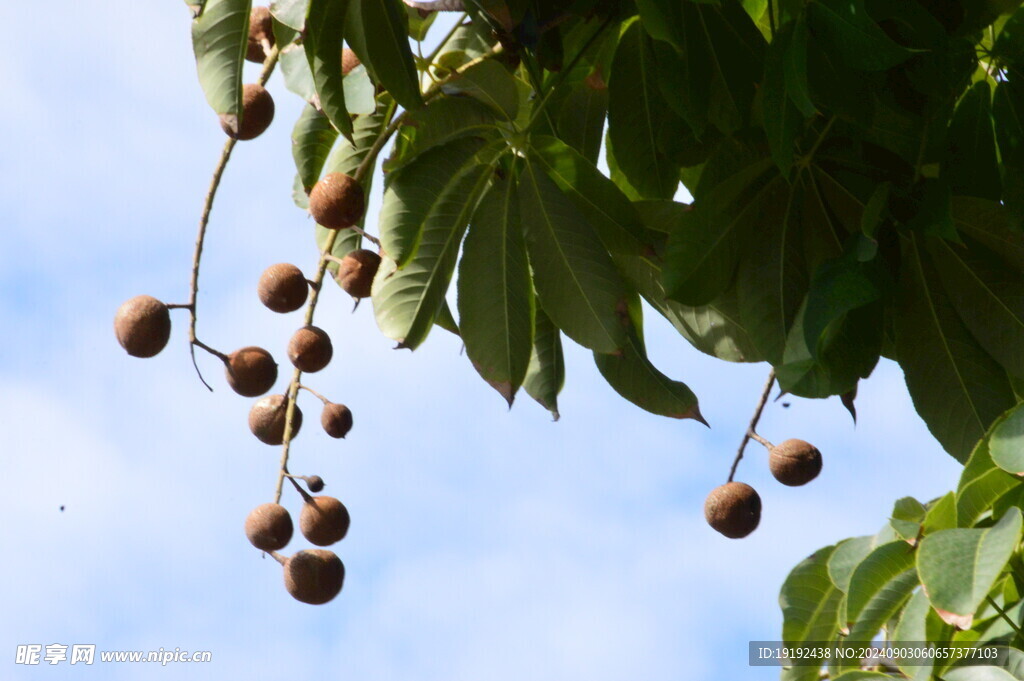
191 0 250 133
292 103 339 194
529 136 652 256
780 545 843 681
944 82 1002 201
518 161 631 355
379 137 487 267
556 81 608 165
457 173 533 406
523 308 564 420
386 97 499 172
406 5 437 41
356 0 423 111
607 20 680 199
762 22 804 174
895 234 1017 462
806 0 914 71
305 0 354 140
594 323 703 421
956 416 1021 527
373 158 497 350
440 59 518 120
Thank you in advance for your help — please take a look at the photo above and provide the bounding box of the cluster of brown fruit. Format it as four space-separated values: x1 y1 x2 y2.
114 158 377 603
704 438 822 539
245 484 351 604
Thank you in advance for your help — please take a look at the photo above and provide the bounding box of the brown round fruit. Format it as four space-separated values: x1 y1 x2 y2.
288 326 333 373
336 249 381 299
246 6 275 63
284 549 344 605
704 482 761 539
769 439 822 486
299 496 350 546
258 263 308 313
341 48 361 76
305 475 325 493
244 503 293 551
225 346 278 397
220 83 275 141
248 394 303 445
321 402 353 439
114 295 171 358
309 173 365 230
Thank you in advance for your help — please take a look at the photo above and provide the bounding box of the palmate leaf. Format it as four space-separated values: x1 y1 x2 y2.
379 137 488 267
607 19 680 200
353 0 423 111
523 308 564 420
386 96 500 172
457 172 534 406
917 507 1023 628
806 0 914 72
528 136 652 257
594 321 704 422
373 144 501 350
190 0 250 134
955 414 1021 527
556 80 608 166
518 160 631 355
292 103 339 194
928 236 1024 379
440 59 518 120
779 545 843 681
895 234 1017 462
305 0 354 140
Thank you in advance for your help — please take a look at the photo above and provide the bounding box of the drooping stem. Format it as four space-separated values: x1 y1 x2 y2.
185 45 280 390
727 368 776 483
299 384 331 404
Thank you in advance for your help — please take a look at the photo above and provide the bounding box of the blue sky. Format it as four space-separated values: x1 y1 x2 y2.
0 3 966 679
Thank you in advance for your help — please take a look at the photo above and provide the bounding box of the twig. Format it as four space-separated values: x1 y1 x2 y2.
298 384 331 404
727 368 776 483
185 45 280 390
986 595 1024 637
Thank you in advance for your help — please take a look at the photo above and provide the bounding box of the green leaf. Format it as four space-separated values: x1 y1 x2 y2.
994 79 1024 169
607 20 680 199
387 97 499 173
944 667 1021 681
373 158 497 350
806 0 914 71
528 136 652 257
842 542 918 648
762 22 804 174
891 497 927 542
779 545 843 681
594 324 703 421
457 172 533 406
662 159 775 306
917 507 1023 627
990 403 1024 475
270 0 308 29
190 0 250 134
831 673 898 681
928 237 1024 379
280 43 317 101
522 308 564 420
892 589 939 678
355 0 423 111
518 160 631 355
292 103 339 194
923 492 958 535
953 199 1024 271
944 82 1002 201
895 234 1017 462
556 81 608 165
956 418 1022 528
440 59 518 120
800 252 887 359
305 0 354 140
406 5 436 41
828 536 875 594
379 137 487 267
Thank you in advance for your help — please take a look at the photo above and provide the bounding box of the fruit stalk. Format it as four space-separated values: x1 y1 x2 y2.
727 368 776 483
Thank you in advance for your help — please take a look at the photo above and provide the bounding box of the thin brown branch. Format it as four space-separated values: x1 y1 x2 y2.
298 384 331 404
727 368 776 483
185 45 280 390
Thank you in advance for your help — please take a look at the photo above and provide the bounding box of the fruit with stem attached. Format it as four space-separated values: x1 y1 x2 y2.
225 346 278 397
336 249 381 299
258 263 308 313
283 549 344 604
249 394 303 445
321 402 353 438
309 173 365 230
114 295 171 358
288 326 333 373
300 496 350 546
244 503 293 551
704 482 761 539
769 439 822 486
220 83 275 141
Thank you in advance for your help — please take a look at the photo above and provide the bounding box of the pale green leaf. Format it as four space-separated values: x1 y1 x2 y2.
191 0 250 133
